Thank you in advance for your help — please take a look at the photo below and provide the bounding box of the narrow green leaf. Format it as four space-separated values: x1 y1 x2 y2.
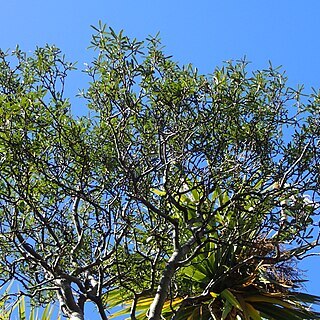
183 266 208 283
221 300 233 320
151 188 166 197
221 289 243 311
245 303 262 320
18 297 26 320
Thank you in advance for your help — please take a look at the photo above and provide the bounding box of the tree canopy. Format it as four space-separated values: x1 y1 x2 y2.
0 23 320 320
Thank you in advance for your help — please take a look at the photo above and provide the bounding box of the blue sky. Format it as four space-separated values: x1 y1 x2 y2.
1 0 320 317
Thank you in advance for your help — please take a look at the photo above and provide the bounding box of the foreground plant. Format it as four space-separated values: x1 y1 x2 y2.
107 182 320 319
0 283 59 320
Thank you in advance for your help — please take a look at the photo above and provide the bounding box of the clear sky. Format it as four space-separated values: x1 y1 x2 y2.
1 0 320 317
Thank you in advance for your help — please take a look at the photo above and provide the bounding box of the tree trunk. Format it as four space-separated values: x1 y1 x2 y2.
148 251 180 320
148 237 197 320
55 279 85 320
148 227 204 320
68 311 85 320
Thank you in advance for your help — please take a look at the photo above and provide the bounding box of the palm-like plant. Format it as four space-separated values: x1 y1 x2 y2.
0 283 59 320
106 177 320 319
168 242 320 320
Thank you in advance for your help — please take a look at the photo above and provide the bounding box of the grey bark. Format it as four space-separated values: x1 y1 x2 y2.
148 236 197 320
55 279 85 320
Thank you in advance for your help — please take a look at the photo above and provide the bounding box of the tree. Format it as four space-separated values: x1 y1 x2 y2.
0 22 320 320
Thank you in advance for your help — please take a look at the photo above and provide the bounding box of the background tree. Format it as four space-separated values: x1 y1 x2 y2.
0 23 320 320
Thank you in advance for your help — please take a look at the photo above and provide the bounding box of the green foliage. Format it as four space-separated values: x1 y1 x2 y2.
16 296 59 320
0 286 59 320
107 181 320 319
0 22 319 320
